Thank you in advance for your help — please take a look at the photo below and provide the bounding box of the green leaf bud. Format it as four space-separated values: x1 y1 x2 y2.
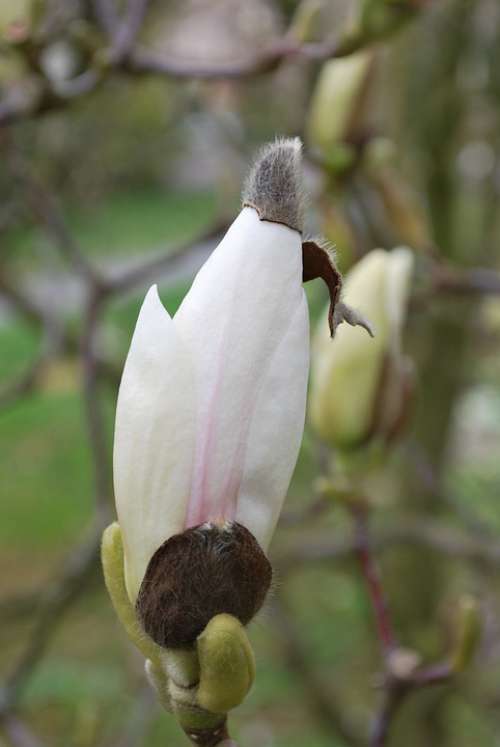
451 595 481 674
197 614 255 714
101 522 160 662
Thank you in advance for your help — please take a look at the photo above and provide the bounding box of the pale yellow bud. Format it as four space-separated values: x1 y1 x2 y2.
309 248 414 450
289 0 323 43
0 1 32 41
197 614 255 714
307 51 373 161
451 595 481 674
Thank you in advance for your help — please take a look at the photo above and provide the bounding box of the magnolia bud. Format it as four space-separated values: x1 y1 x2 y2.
451 595 481 674
309 248 414 451
104 138 371 745
307 51 373 167
0 1 33 42
197 614 255 713
289 0 323 43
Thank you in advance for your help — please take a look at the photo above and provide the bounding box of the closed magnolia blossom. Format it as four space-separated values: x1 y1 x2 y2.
309 248 414 452
113 140 311 650
103 139 370 742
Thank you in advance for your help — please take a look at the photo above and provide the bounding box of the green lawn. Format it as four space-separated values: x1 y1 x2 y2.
4 188 217 269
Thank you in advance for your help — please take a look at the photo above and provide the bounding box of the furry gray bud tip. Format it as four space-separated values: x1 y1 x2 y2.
242 137 304 233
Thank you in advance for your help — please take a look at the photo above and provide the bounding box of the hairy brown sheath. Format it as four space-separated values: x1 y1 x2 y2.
302 240 374 339
136 522 272 649
302 240 342 337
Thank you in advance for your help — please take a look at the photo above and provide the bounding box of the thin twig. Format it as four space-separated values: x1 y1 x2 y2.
81 287 112 515
370 682 407 747
124 30 367 81
107 221 227 295
0 22 371 125
0 713 47 747
0 318 63 410
0 279 121 403
279 494 331 527
0 529 102 713
411 262 500 313
0 354 46 409
370 663 453 746
351 505 396 657
109 0 151 65
0 590 42 623
91 0 119 36
346 502 455 747
434 265 500 297
272 597 365 747
5 149 101 286
182 720 233 747
0 272 55 332
277 517 500 571
125 39 300 81
0 272 69 409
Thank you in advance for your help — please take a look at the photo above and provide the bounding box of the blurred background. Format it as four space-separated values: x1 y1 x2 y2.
1 0 500 746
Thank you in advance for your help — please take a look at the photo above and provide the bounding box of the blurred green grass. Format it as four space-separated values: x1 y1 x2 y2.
4 188 217 268
0 394 93 548
0 188 215 553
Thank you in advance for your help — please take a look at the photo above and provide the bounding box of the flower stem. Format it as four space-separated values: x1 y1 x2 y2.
182 718 234 747
351 504 396 656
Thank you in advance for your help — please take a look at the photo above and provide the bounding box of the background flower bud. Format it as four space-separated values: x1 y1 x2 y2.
309 248 414 451
288 0 322 43
307 51 373 168
0 1 32 41
451 595 481 674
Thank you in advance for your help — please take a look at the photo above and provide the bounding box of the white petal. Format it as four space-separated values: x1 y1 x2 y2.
235 295 309 550
113 285 195 602
174 207 308 542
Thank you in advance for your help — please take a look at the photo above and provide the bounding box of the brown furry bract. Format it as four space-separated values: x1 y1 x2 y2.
136 522 272 649
302 239 342 337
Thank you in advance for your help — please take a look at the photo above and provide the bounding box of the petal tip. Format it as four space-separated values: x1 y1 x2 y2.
145 283 160 303
140 283 169 320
